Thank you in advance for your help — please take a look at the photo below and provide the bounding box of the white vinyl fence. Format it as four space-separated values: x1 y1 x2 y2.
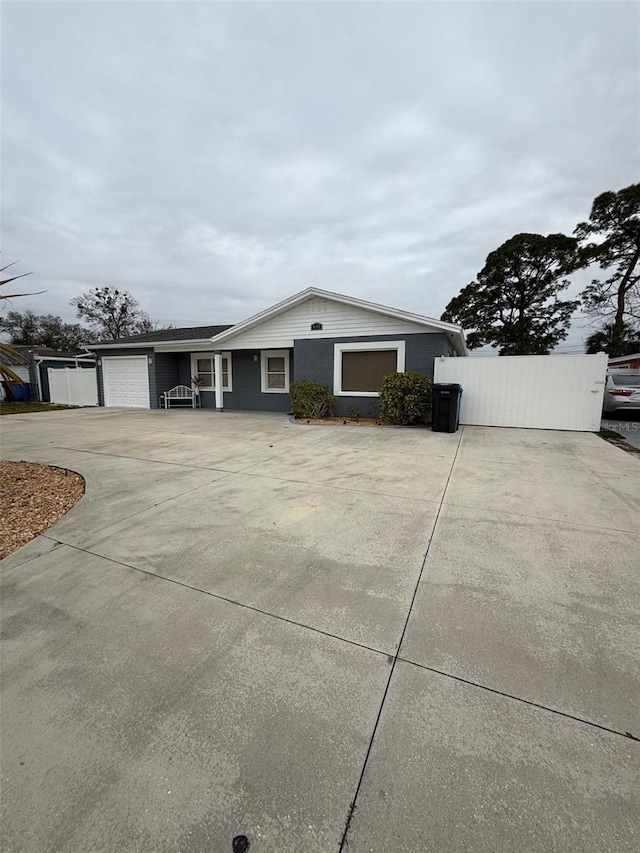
48 367 98 407
434 353 608 431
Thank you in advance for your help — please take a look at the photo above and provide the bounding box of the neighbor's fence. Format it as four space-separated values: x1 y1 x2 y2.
433 353 607 431
48 367 98 407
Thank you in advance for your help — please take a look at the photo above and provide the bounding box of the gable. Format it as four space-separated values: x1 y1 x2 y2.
220 296 443 349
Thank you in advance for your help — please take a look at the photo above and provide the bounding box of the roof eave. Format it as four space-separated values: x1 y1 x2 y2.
87 337 222 350
608 352 640 363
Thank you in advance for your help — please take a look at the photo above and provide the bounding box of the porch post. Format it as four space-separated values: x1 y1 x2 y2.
213 351 223 411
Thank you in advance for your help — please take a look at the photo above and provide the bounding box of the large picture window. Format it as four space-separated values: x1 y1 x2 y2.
261 350 290 393
190 352 232 391
333 341 405 397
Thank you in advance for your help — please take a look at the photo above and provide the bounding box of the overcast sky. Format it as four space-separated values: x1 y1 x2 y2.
2 0 638 350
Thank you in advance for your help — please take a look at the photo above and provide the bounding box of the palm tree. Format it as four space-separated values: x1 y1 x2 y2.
0 260 42 386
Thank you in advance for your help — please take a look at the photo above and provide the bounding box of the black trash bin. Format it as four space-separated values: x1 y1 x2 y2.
431 383 462 432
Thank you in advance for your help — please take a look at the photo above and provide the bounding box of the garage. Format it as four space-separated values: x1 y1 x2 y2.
102 356 150 408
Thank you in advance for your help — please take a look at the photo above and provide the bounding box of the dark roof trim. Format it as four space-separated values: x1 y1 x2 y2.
91 324 234 347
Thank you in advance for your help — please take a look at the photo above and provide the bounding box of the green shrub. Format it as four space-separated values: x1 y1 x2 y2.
377 371 432 425
289 380 335 419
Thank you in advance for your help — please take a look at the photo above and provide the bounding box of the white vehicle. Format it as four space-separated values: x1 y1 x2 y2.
603 372 640 414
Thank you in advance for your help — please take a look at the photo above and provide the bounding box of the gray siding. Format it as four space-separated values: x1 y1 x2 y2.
28 357 39 399
293 332 450 417
182 350 294 412
93 348 154 407
223 350 293 412
92 333 449 414
153 353 181 408
178 353 191 386
38 364 49 402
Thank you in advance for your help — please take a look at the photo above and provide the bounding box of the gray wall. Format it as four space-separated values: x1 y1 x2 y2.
153 354 180 408
180 350 294 412
28 356 39 399
224 350 293 412
178 353 191 387
93 333 450 414
293 332 450 417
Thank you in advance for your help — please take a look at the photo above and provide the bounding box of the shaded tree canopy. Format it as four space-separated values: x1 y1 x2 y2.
576 183 640 357
0 310 97 351
441 233 581 355
584 321 640 356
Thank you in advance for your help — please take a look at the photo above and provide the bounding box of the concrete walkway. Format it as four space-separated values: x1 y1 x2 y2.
1 409 638 852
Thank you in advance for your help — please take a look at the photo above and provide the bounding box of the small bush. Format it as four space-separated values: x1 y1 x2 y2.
290 380 334 419
377 371 432 425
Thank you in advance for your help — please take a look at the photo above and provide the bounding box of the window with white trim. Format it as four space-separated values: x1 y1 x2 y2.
190 352 232 391
261 350 290 393
333 341 405 397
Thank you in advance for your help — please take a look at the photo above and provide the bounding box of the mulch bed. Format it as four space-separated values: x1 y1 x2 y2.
0 461 85 559
599 435 640 459
297 417 387 426
296 417 434 428
0 402 77 415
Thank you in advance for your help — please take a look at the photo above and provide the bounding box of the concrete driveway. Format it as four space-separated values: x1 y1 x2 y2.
1 409 639 853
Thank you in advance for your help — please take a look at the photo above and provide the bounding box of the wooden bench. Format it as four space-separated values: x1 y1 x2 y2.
160 385 200 409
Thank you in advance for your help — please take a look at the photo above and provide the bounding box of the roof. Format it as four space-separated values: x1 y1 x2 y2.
91 325 234 348
608 352 640 364
87 289 467 354
1 347 28 366
211 287 468 354
9 345 93 361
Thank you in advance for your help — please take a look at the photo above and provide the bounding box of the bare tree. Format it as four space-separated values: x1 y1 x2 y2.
70 286 154 340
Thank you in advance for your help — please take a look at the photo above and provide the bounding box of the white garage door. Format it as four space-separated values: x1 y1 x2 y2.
102 356 150 408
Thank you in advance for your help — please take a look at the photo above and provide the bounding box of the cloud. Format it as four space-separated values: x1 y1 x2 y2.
2 0 638 352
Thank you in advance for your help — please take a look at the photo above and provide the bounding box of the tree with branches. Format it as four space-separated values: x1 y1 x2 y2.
441 233 581 355
576 183 640 357
70 286 161 340
584 321 639 355
0 309 97 351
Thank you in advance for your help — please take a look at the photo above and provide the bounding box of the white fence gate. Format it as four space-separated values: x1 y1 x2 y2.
433 353 607 431
48 367 98 407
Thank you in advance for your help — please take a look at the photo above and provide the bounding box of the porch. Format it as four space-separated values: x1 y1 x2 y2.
152 348 293 412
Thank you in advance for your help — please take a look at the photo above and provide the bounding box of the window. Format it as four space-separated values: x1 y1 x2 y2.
333 341 405 397
195 357 213 388
190 352 232 391
611 373 640 387
261 350 290 393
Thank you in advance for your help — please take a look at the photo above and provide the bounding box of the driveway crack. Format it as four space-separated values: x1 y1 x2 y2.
338 426 465 852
